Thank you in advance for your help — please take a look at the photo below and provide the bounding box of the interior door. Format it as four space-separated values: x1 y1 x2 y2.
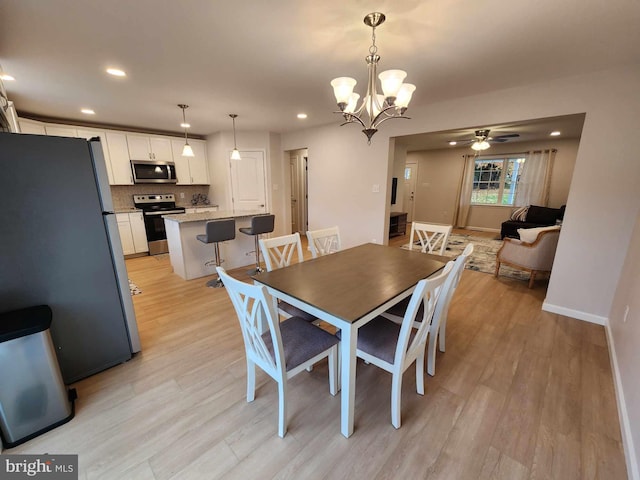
229 150 267 213
290 156 300 233
404 161 418 222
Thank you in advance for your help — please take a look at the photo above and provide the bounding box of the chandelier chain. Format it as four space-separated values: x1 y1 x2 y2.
369 27 377 55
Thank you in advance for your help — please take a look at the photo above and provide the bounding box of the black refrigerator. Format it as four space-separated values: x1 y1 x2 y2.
0 132 141 384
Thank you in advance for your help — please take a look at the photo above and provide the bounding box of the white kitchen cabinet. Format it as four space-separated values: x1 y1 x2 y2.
19 119 46 135
106 132 134 185
76 128 114 185
45 125 78 137
116 213 136 255
116 212 148 255
127 134 173 162
129 211 148 253
170 139 210 184
185 206 218 214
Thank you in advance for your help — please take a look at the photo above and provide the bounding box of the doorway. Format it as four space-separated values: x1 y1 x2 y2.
288 149 308 234
404 160 417 222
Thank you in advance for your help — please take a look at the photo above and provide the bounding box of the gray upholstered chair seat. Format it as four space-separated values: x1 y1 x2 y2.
262 317 339 371
278 300 317 323
337 317 416 364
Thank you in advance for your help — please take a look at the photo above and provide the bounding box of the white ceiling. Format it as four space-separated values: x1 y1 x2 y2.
1 0 639 138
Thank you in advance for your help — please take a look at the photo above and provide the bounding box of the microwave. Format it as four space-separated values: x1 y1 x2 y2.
130 160 177 184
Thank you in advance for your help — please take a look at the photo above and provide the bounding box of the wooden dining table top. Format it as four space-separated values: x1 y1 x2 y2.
252 243 449 324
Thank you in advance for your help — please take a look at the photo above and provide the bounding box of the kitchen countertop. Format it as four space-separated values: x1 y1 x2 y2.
114 207 142 213
183 204 220 209
163 210 267 224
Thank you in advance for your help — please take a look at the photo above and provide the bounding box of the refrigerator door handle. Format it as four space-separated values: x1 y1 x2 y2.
102 211 115 216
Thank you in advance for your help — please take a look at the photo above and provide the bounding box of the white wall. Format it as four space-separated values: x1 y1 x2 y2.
608 213 640 480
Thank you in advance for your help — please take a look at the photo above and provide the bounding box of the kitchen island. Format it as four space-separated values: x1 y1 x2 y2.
163 210 267 280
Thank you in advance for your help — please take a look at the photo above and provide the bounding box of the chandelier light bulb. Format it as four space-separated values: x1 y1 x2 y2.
378 69 407 101
331 77 357 107
395 83 416 109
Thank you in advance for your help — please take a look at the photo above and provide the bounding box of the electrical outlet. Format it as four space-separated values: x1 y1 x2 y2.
372 184 380 193
623 305 630 323
179 192 185 199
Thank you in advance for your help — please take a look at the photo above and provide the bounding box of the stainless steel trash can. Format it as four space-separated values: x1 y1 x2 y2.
0 305 75 448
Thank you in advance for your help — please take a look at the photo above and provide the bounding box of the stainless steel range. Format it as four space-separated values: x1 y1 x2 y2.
133 194 185 255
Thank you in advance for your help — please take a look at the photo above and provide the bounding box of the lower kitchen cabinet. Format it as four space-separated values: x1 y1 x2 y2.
116 212 148 255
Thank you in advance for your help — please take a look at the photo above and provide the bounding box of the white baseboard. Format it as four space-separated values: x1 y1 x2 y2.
541 301 607 325
605 320 640 480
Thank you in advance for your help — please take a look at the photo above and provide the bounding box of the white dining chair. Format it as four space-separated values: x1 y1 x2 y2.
383 243 473 376
408 222 453 256
216 267 339 438
306 226 341 258
339 261 453 429
258 233 317 323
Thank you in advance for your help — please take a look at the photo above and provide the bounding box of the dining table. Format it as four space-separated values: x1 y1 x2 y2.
252 242 448 437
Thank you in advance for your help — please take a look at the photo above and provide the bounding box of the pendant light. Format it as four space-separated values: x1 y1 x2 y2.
229 114 241 160
178 104 194 157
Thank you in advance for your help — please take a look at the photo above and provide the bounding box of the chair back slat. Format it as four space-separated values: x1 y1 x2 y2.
306 226 341 258
409 222 453 255
396 261 453 366
216 267 283 377
259 233 304 272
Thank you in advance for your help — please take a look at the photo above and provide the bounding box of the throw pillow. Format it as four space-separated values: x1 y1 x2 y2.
510 206 529 221
526 205 560 224
517 225 561 243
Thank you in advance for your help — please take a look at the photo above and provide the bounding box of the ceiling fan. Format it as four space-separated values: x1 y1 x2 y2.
453 129 520 151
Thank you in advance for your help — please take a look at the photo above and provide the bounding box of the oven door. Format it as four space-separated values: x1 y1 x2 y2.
143 210 184 254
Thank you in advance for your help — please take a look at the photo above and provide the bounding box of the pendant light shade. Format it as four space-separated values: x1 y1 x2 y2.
229 114 241 160
178 104 194 157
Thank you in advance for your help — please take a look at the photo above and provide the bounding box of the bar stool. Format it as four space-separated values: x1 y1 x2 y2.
239 214 275 274
196 219 236 288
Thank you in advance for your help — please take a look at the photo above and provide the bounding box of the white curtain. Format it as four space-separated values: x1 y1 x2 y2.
455 154 476 227
515 149 556 207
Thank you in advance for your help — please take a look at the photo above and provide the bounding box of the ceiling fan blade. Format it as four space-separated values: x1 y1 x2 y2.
493 133 520 139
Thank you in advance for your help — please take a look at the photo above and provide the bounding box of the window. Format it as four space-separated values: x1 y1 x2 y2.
471 155 526 205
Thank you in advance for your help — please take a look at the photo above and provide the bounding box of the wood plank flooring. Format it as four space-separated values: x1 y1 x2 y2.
7 232 627 479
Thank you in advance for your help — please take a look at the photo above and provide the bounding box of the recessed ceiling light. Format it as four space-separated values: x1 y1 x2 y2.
81 108 95 115
550 131 561 136
106 68 126 77
180 122 190 128
449 141 457 146
0 73 15 81
297 113 308 119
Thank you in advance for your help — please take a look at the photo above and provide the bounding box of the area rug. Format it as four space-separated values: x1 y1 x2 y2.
129 279 142 296
403 233 532 282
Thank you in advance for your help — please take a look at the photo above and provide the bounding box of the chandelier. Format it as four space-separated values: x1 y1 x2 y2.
330 12 415 143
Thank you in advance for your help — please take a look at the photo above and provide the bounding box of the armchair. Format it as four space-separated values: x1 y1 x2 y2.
495 228 560 288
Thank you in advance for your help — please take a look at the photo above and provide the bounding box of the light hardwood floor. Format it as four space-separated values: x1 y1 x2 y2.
8 232 627 479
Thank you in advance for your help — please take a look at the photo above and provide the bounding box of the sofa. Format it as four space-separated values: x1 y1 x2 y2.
500 205 565 239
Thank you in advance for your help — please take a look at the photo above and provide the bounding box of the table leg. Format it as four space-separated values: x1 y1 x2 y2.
340 324 357 437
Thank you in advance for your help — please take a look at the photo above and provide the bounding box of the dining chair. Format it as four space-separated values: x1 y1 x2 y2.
258 233 317 322
383 243 474 376
306 226 341 258
408 222 453 255
339 261 453 429
216 267 339 438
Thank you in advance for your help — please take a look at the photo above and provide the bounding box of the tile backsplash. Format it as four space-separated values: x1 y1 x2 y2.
111 185 211 209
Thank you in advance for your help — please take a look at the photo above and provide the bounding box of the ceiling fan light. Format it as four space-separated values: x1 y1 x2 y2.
330 77 357 106
230 148 241 161
395 83 416 109
471 140 490 151
378 69 407 100
182 142 194 157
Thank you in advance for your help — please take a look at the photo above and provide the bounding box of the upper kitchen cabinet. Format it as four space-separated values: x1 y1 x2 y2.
76 128 114 185
127 134 173 162
106 132 134 185
170 139 210 185
19 119 46 135
45 125 78 137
